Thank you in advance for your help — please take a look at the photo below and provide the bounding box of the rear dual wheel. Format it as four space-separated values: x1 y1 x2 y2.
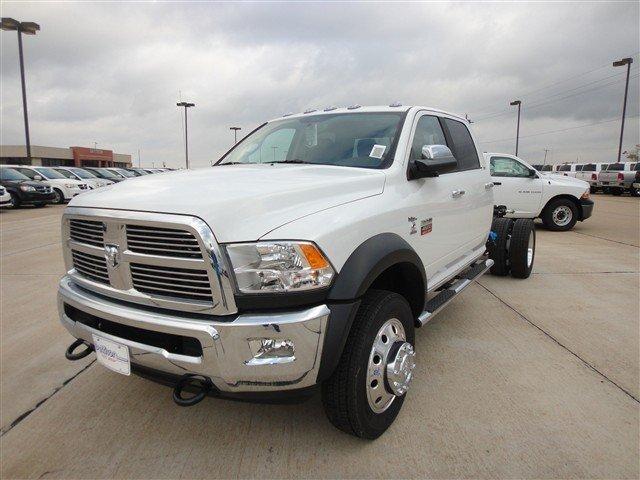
322 290 416 439
488 217 535 278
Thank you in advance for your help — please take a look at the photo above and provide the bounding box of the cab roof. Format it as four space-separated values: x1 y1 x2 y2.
268 105 468 123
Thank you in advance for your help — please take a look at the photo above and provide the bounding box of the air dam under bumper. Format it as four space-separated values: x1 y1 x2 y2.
58 276 329 393
580 198 594 220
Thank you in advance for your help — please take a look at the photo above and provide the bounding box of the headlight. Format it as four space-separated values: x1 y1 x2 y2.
225 241 335 293
19 185 36 192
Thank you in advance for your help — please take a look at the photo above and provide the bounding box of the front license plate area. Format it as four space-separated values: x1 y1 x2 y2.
93 334 131 375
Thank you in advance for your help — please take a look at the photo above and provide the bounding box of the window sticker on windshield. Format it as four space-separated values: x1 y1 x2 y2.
304 123 318 147
370 144 386 159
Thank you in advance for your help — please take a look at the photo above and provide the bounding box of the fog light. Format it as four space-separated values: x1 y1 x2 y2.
246 338 295 365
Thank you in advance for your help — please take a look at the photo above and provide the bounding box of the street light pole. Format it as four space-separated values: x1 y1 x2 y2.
613 57 633 163
176 101 195 169
510 100 522 156
1 18 40 163
230 126 241 144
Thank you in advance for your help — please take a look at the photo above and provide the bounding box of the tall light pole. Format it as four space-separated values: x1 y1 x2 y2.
543 148 549 165
613 57 633 163
1 18 40 163
510 100 522 156
176 101 195 169
230 126 241 144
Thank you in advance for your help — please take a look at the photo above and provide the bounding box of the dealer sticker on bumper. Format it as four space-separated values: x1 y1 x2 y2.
92 334 130 376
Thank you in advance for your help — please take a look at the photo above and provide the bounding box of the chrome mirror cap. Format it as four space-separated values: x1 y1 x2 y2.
421 144 454 160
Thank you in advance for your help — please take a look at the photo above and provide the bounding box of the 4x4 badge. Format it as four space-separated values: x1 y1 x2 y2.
104 244 120 268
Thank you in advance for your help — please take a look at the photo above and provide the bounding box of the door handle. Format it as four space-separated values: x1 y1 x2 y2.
451 189 466 198
492 182 502 186
485 182 494 189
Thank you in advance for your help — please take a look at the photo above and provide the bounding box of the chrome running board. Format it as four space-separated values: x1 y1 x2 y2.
417 258 494 326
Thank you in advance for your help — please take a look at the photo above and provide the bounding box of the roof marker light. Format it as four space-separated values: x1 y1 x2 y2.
282 112 294 117
303 109 317 114
347 104 361 110
324 106 338 111
389 102 402 107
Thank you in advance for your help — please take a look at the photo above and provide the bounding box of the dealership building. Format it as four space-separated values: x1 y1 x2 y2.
0 145 132 168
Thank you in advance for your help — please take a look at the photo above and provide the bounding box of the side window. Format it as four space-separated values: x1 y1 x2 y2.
246 128 296 163
56 169 75 179
490 157 531 177
410 115 447 159
15 168 36 179
442 118 481 170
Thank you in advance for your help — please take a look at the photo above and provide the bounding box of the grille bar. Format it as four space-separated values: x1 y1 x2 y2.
70 219 104 247
130 262 212 301
72 250 109 284
126 225 202 258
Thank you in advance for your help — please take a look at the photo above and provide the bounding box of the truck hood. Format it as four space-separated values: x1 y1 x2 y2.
543 173 589 190
69 164 386 242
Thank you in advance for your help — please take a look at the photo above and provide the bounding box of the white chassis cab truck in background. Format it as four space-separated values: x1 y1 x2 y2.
59 106 535 438
486 153 594 231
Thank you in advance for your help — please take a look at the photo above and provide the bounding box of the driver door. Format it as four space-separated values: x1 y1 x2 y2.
489 155 542 217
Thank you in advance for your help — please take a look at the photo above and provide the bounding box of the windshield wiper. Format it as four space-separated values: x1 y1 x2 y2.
268 159 313 165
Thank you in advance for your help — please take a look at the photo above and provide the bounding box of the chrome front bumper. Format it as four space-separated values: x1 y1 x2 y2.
58 276 329 393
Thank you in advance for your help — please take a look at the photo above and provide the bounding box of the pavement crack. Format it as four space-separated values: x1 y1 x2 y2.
476 281 639 404
0 360 95 437
572 231 639 248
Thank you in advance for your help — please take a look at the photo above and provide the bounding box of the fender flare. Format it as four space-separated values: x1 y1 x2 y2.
327 232 426 302
319 233 426 381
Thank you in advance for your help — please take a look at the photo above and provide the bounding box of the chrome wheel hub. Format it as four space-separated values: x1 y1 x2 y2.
527 230 534 267
386 342 416 396
366 318 415 413
552 206 572 226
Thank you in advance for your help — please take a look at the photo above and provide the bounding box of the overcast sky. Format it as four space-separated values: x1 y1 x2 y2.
1 1 638 168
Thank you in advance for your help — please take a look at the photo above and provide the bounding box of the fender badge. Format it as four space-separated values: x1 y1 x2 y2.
421 218 432 236
408 217 417 235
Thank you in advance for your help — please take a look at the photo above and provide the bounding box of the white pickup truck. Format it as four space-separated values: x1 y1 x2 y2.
58 105 535 438
487 153 593 231
575 163 609 193
598 162 639 196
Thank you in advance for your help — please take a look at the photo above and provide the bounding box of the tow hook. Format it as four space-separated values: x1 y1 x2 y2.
172 374 213 407
65 338 94 360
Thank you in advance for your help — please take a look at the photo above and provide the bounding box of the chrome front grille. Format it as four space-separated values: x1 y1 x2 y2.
130 263 212 301
69 219 105 247
62 208 237 315
72 250 109 284
126 225 201 258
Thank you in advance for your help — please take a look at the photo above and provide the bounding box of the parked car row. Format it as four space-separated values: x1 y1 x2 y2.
0 165 172 208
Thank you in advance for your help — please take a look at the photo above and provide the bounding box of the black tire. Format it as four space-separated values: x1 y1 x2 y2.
321 289 415 439
589 186 596 194
631 186 640 197
611 188 623 196
509 219 535 279
488 217 513 276
53 188 65 204
9 192 20 208
541 198 578 231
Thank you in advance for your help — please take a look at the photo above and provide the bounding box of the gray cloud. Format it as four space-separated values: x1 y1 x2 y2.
1 1 638 167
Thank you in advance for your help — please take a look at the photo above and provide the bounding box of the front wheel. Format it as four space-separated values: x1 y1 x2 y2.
322 290 416 439
9 193 20 208
541 199 578 231
52 188 65 204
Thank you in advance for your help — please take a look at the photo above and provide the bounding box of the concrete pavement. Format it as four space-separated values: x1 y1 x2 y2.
1 196 638 479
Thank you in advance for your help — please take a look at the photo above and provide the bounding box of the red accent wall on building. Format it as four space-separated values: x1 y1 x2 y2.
71 147 114 167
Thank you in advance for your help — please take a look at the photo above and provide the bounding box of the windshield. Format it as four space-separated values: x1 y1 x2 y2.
89 168 118 179
0 168 30 181
582 164 596 171
607 163 625 171
34 167 66 179
217 112 404 169
69 168 97 179
114 168 135 177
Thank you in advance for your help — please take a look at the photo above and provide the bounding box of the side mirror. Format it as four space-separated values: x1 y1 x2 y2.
33 174 43 181
408 145 457 179
528 169 538 178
